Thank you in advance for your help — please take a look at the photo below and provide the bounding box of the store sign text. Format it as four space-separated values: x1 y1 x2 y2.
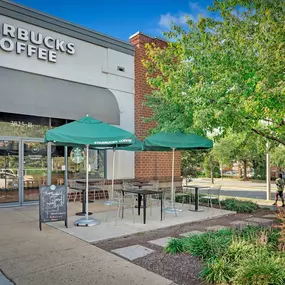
0 23 75 63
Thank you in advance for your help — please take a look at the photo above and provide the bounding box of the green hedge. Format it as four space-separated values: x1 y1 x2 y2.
175 194 259 213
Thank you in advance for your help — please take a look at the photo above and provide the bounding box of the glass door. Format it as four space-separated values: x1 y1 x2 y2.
22 140 47 203
0 139 20 204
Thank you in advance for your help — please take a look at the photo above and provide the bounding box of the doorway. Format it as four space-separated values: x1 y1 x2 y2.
0 137 47 206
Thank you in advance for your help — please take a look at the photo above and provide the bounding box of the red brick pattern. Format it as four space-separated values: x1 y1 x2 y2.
130 33 182 183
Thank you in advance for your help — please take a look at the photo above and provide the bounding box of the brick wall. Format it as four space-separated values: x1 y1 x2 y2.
130 32 182 184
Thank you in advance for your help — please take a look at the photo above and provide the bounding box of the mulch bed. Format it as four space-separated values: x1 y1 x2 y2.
94 209 279 285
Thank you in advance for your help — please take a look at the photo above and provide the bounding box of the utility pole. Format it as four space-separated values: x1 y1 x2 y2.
266 142 271 201
210 155 214 184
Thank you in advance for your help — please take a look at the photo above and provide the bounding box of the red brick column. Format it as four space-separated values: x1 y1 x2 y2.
130 32 182 184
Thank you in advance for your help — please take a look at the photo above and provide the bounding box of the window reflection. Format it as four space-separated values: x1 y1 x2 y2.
51 146 105 184
0 112 49 137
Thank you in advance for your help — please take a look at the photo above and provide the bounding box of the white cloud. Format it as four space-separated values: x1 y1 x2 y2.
158 2 210 29
189 2 210 18
159 12 189 28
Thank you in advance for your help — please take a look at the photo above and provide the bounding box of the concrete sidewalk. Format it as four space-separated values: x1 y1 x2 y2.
0 206 174 285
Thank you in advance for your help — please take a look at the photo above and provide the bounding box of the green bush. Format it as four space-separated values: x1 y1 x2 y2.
164 225 282 285
164 238 184 254
200 257 234 284
180 229 234 260
225 238 255 265
232 248 285 285
221 199 259 213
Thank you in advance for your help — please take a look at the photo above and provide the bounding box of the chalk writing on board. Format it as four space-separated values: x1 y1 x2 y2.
39 185 67 230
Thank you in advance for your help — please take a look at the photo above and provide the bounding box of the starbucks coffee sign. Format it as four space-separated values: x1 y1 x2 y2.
0 23 75 63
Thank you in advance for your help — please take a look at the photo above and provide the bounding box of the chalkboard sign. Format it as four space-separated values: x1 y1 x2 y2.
39 185 68 231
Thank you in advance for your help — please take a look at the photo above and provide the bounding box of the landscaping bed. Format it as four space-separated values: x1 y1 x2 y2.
95 207 280 285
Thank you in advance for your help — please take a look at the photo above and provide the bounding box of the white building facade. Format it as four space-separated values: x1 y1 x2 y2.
0 0 135 206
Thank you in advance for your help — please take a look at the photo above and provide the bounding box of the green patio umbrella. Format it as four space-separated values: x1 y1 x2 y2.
115 139 144 151
44 115 136 226
144 132 213 213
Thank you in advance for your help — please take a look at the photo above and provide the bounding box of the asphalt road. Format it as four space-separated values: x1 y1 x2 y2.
187 178 279 201
199 188 276 201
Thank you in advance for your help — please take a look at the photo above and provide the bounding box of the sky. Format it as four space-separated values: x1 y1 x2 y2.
11 0 214 42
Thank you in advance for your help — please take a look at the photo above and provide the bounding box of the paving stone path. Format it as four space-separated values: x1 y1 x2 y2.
179 230 203 237
112 245 155 261
111 215 275 261
148 237 173 248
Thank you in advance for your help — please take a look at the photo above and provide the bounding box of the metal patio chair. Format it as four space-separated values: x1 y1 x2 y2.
91 179 107 200
105 186 136 225
200 185 222 212
67 180 82 202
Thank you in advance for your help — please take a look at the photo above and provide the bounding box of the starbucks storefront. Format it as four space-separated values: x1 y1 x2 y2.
0 0 135 206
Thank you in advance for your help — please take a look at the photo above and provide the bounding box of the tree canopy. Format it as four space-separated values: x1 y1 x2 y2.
211 132 267 179
144 0 285 145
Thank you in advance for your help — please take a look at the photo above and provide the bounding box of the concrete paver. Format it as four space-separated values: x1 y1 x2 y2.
230 220 254 229
245 217 274 226
206 225 227 232
112 245 155 261
179 230 204 237
148 237 173 247
263 214 277 218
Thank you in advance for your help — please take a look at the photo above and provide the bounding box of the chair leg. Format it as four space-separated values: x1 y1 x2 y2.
218 198 222 213
115 202 121 226
132 202 135 223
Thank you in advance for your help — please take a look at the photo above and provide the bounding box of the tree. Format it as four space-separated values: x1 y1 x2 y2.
203 155 221 179
271 146 285 176
181 150 208 179
212 132 266 180
144 0 285 145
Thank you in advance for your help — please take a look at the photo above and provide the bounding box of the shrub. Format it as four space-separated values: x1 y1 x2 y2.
199 257 234 284
232 248 285 285
225 238 255 265
221 199 259 213
182 229 234 259
164 238 184 254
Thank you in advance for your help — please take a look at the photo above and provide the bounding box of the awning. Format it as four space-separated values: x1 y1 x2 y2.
0 67 120 125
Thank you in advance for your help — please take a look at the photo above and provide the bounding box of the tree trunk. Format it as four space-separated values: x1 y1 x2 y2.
243 160 247 180
238 162 242 178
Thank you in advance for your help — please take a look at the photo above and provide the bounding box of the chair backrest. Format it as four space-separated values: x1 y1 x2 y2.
211 185 222 197
146 180 159 191
163 186 176 199
122 180 133 190
91 179 106 189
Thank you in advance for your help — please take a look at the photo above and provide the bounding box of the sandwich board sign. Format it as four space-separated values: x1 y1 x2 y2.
39 184 68 231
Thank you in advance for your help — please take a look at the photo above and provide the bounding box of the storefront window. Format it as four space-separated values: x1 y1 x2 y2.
67 147 105 179
0 112 49 138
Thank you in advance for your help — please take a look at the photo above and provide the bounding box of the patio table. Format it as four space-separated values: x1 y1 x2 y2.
132 181 153 189
183 185 210 212
73 181 100 216
121 189 163 224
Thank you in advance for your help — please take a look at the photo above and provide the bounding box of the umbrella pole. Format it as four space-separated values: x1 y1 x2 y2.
85 144 89 221
171 147 175 204
165 147 181 214
111 148 116 201
74 144 100 227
